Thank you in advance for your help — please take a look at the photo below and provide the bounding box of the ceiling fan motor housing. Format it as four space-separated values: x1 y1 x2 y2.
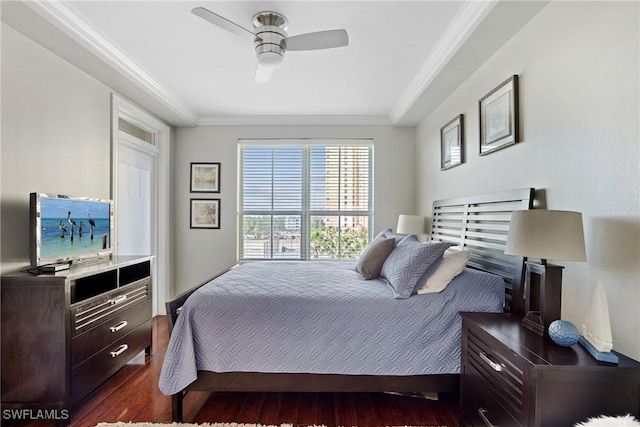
252 11 288 68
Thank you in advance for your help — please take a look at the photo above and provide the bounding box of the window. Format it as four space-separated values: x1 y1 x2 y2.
238 140 373 260
118 118 154 145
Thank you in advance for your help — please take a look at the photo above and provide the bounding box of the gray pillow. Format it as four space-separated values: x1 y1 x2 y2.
356 236 396 280
380 235 454 298
375 228 406 245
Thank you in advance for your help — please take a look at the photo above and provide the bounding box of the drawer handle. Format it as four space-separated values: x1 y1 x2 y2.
108 295 127 305
110 320 128 333
478 408 498 427
110 344 128 358
479 351 505 372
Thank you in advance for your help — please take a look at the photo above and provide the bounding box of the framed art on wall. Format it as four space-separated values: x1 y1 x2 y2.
479 75 519 155
190 198 220 229
190 162 220 193
441 114 464 170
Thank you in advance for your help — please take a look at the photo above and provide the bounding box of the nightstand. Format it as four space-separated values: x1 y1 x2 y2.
460 312 640 427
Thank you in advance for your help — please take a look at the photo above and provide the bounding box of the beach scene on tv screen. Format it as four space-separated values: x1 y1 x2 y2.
40 198 111 260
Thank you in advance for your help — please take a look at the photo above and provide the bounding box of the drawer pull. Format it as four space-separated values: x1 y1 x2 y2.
478 408 498 427
110 344 128 358
108 295 127 305
110 321 128 333
479 351 505 372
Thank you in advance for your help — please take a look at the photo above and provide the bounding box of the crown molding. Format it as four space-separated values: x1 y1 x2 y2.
389 0 498 126
197 115 393 127
23 0 199 127
17 0 503 129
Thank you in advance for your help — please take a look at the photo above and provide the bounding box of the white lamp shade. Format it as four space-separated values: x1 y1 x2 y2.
505 210 587 262
396 215 424 235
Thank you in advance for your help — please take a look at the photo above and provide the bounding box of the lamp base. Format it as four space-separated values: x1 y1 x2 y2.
521 311 544 335
578 336 619 364
520 262 563 336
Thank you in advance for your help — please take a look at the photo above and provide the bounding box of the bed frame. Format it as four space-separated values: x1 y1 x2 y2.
165 187 534 421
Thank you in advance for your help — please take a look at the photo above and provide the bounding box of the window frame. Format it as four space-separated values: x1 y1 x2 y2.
238 139 373 261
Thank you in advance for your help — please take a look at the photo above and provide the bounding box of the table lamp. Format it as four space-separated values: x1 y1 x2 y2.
505 210 586 335
396 215 424 235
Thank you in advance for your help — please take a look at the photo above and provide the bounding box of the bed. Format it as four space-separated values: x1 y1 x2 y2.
160 188 534 421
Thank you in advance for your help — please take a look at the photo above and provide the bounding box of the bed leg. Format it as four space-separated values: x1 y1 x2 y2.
172 392 184 422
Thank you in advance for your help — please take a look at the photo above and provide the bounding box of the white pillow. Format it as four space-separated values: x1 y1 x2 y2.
417 247 470 294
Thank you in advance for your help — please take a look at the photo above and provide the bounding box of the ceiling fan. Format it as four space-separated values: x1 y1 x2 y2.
192 7 349 83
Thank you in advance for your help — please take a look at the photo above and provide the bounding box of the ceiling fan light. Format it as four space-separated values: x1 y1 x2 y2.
258 51 284 69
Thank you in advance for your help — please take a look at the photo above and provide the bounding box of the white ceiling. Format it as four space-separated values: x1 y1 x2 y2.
1 1 549 127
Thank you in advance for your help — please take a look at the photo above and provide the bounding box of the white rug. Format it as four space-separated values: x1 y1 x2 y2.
574 415 640 426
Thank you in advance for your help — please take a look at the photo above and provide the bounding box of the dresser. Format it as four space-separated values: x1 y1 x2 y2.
461 312 640 427
1 256 153 417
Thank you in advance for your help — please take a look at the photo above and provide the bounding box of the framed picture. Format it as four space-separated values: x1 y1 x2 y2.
440 114 464 170
190 162 220 193
190 198 220 229
479 75 519 155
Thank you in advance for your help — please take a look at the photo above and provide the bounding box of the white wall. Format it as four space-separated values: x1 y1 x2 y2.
174 125 415 293
1 24 177 316
1 24 112 274
415 2 640 359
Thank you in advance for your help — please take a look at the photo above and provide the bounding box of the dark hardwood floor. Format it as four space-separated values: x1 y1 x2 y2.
11 316 461 427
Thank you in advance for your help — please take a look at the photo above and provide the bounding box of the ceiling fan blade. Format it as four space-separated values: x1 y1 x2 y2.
191 7 257 41
255 64 274 83
285 29 349 51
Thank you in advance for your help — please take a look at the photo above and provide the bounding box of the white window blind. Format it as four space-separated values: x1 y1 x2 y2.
238 140 373 260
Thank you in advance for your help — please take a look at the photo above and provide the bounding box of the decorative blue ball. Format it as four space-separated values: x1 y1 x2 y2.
548 319 580 346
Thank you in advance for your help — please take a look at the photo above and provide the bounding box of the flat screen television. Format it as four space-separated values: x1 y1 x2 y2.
30 192 114 267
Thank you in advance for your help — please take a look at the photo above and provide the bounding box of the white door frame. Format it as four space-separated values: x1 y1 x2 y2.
111 94 171 316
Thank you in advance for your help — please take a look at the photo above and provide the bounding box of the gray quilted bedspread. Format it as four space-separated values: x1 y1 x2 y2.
158 261 503 395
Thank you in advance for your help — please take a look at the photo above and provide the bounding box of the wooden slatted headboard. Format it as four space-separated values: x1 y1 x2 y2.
429 188 534 316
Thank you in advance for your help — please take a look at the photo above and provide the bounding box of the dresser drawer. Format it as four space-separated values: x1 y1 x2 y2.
463 362 521 427
70 319 151 405
71 278 150 337
71 298 152 368
465 325 525 423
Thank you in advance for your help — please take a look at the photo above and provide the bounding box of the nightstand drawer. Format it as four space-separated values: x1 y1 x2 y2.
464 362 521 427
466 325 524 423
